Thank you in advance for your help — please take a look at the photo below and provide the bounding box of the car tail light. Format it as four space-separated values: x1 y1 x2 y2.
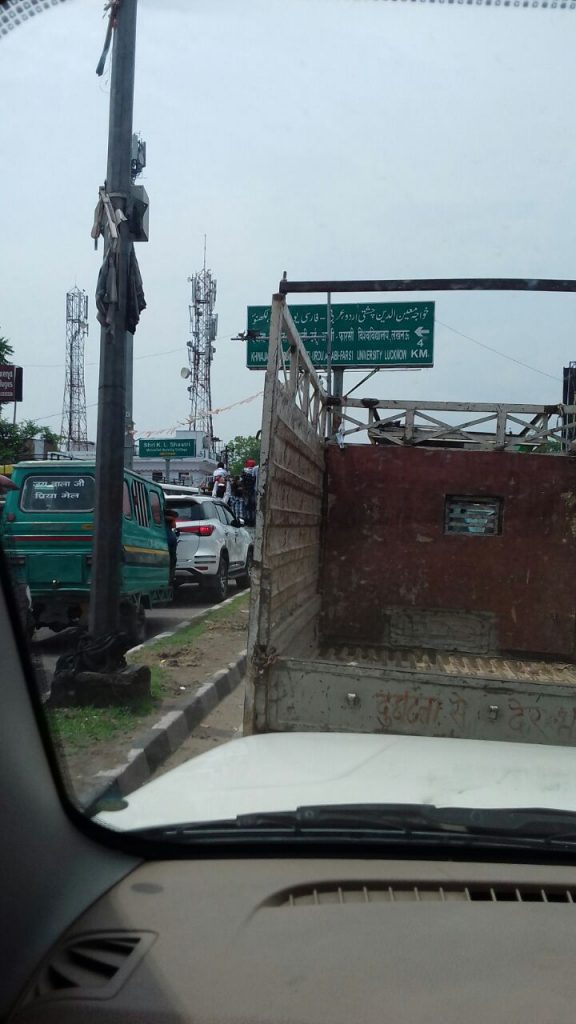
178 524 215 536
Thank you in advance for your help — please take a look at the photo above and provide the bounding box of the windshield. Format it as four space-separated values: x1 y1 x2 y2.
19 474 96 512
3 0 576 851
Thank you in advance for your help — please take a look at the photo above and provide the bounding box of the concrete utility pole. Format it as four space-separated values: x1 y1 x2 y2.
89 0 138 637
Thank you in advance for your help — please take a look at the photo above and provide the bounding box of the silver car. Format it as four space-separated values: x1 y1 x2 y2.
165 494 253 602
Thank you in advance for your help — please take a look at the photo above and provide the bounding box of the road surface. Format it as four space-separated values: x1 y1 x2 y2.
32 584 219 690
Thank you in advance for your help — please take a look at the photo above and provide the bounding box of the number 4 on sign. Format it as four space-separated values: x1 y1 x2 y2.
415 326 430 347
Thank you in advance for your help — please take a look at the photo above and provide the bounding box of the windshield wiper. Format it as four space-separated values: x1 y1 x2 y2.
127 803 576 846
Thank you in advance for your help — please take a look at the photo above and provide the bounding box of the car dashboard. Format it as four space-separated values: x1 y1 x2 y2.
10 853 576 1023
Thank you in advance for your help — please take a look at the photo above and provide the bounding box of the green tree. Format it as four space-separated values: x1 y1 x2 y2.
0 332 14 365
0 419 60 467
226 434 261 477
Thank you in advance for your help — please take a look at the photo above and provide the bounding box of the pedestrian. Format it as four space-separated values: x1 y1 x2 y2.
230 475 245 521
212 461 227 484
241 458 257 526
164 508 178 585
212 470 231 504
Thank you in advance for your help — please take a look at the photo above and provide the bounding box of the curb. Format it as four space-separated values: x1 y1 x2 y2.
82 648 247 813
81 594 250 813
126 586 248 656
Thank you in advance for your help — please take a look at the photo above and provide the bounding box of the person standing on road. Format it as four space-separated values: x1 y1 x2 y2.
212 468 231 504
212 461 229 501
241 458 257 526
164 508 178 585
230 475 245 521
213 461 227 485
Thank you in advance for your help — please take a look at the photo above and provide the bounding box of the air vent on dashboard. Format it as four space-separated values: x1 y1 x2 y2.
274 884 576 906
28 931 156 1002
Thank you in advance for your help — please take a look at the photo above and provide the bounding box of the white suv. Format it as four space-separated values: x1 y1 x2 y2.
165 495 253 602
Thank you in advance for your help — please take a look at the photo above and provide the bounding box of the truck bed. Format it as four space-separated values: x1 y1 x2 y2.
318 642 576 687
263 644 576 746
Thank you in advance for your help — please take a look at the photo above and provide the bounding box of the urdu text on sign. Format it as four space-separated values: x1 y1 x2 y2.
246 302 435 370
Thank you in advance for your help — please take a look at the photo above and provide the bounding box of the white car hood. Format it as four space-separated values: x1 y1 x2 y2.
96 731 576 831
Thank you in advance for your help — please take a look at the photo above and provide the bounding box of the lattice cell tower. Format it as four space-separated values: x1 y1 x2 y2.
60 287 89 451
186 255 218 450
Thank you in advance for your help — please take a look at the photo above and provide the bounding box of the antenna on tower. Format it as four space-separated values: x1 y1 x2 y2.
60 287 89 452
186 246 217 454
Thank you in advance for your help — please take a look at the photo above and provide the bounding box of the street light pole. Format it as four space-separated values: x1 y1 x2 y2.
89 0 138 638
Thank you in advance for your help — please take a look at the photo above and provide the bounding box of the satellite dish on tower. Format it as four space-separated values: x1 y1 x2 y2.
180 367 191 379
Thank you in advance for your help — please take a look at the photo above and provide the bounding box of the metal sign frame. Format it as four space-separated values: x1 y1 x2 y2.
271 276 576 443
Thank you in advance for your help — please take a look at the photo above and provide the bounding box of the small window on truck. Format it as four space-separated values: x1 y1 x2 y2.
445 496 503 536
20 475 95 512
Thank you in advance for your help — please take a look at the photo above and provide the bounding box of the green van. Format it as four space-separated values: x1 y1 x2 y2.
1 460 171 644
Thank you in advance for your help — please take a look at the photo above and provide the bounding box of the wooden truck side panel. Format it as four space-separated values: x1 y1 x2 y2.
244 299 326 734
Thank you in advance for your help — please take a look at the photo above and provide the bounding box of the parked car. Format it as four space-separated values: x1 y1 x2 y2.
165 494 253 601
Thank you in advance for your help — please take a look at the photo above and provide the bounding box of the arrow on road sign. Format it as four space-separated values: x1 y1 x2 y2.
415 327 430 341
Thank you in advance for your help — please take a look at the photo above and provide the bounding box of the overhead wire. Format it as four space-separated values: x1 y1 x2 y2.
29 390 264 429
436 318 562 382
22 329 235 368
22 342 215 369
21 320 563 424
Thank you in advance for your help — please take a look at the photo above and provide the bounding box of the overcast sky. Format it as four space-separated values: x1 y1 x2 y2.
1 0 576 445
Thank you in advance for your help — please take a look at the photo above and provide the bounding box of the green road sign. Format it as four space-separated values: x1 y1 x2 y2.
246 302 434 369
138 438 197 458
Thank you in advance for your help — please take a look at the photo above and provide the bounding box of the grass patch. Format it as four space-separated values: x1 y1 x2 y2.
47 664 174 751
129 591 250 663
149 663 170 699
47 703 154 752
45 594 250 754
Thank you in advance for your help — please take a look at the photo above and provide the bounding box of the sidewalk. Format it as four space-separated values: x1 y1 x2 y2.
154 681 245 778
50 591 250 810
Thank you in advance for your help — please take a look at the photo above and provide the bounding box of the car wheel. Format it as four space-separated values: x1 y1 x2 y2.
236 547 253 589
208 554 229 603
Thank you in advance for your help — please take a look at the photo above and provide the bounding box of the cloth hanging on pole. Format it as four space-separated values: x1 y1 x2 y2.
127 245 146 333
95 249 119 332
95 241 146 335
93 185 146 335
